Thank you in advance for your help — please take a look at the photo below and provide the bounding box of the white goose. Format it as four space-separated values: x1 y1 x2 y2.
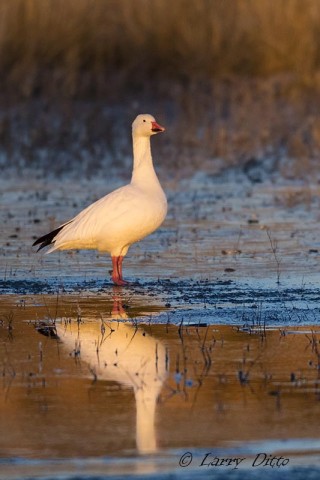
33 114 167 285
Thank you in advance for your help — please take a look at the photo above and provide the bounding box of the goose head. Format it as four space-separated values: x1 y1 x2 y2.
132 114 165 137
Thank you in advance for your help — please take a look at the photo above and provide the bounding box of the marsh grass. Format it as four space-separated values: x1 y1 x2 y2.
266 230 282 284
2 1 320 177
0 311 14 340
2 0 320 97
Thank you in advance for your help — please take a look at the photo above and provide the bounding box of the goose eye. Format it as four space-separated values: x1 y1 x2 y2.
143 119 146 122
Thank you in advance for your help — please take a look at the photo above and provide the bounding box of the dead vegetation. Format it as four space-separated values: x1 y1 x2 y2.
1 1 320 177
2 0 320 96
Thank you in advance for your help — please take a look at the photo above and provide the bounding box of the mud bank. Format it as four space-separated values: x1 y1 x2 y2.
1 278 320 327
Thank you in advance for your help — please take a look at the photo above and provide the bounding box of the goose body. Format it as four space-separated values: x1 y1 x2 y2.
33 114 167 285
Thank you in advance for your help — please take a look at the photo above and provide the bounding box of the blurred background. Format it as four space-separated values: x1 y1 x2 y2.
1 0 320 178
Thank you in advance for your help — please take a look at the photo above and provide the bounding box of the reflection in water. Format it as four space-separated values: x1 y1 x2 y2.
55 287 167 454
1 290 320 474
111 289 128 320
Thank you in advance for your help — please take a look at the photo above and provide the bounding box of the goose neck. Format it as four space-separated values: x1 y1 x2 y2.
131 135 157 184
132 135 152 167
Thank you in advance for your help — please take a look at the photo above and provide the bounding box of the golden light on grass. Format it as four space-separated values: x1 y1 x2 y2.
1 0 320 97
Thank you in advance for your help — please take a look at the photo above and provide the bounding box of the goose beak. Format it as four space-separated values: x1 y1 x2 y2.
151 121 165 133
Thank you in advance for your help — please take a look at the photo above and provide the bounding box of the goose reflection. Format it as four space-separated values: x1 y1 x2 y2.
54 287 167 454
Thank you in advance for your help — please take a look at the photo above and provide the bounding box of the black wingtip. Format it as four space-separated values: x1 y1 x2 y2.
32 224 66 251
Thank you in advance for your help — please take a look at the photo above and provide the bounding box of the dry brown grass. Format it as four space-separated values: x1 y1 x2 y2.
1 0 320 97
1 1 320 177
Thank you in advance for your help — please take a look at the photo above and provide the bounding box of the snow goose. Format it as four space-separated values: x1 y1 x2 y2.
33 114 167 285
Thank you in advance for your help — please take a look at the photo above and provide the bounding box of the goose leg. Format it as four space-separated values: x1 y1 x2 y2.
111 256 129 286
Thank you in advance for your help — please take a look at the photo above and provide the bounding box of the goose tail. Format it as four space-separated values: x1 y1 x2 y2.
32 222 71 252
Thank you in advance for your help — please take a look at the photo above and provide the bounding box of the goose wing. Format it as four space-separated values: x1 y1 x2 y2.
45 184 145 251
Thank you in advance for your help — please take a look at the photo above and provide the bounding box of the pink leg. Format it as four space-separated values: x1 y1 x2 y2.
111 256 129 286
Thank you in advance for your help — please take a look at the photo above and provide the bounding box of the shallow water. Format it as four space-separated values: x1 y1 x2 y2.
2 169 320 286
1 292 320 478
1 166 320 478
